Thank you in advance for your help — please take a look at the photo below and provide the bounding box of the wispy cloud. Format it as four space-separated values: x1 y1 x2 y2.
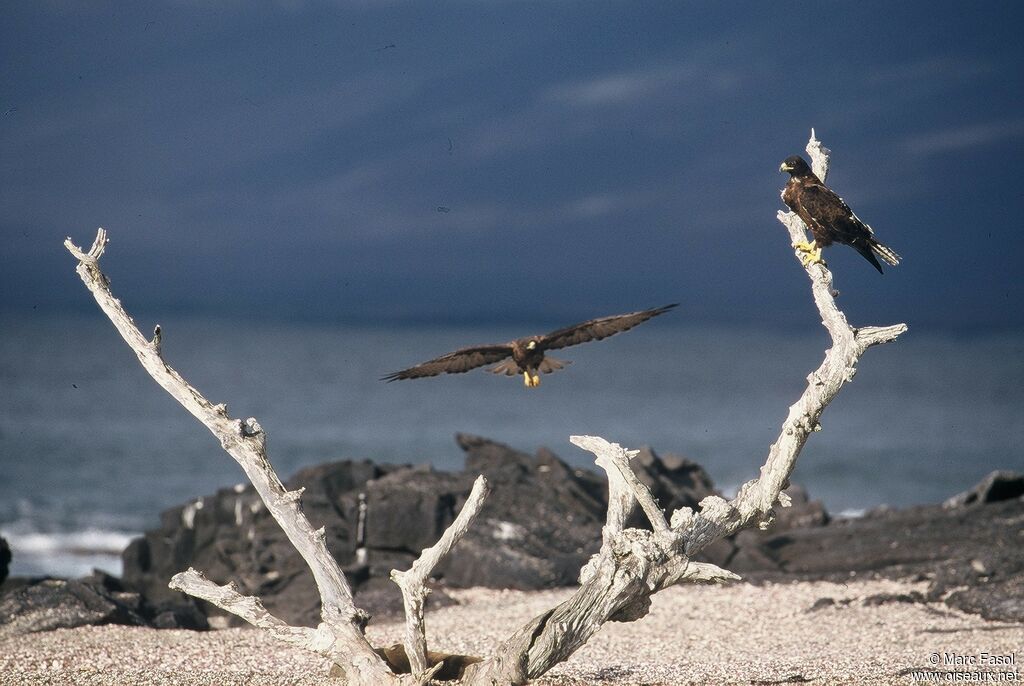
565 193 624 219
546 64 696 107
460 58 744 161
903 119 1024 156
865 57 995 86
545 61 741 108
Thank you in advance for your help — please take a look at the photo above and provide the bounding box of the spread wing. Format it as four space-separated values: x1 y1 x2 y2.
798 180 874 244
540 304 678 352
382 344 513 381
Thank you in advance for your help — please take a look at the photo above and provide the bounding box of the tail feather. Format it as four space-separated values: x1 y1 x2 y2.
538 356 571 374
854 241 885 273
871 240 901 267
488 359 520 376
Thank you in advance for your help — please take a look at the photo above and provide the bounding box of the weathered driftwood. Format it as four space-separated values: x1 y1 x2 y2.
66 132 905 685
391 474 490 676
459 132 907 684
64 229 474 685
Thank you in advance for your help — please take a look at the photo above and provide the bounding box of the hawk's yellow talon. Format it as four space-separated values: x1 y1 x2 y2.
523 371 541 387
794 240 825 268
799 247 825 267
524 372 548 389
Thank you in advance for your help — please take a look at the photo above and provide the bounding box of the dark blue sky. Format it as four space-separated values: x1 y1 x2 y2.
2 2 1022 330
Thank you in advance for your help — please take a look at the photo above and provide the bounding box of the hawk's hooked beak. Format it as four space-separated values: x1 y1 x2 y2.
779 162 792 173
526 340 537 350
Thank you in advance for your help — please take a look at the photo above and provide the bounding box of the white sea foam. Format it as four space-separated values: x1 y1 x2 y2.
1 526 137 578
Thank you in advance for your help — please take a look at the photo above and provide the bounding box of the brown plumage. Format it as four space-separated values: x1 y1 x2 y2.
382 304 677 388
780 155 901 273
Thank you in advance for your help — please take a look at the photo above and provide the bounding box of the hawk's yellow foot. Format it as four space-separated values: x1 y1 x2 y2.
801 246 825 267
793 240 825 267
522 371 531 387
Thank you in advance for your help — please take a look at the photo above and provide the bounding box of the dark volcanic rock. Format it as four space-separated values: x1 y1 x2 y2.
806 597 836 612
943 470 1024 508
773 485 831 530
627 446 718 527
720 485 831 573
733 470 1024 623
357 465 470 556
123 459 398 627
946 575 1024 622
862 591 926 606
738 500 1023 579
0 577 146 636
0 570 207 636
119 435 725 627
350 577 459 620
0 536 10 586
437 435 606 588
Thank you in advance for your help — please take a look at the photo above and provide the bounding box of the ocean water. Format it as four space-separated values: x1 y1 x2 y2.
1 314 1022 578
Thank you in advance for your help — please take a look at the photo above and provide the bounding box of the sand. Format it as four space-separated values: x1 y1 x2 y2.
1 578 1020 685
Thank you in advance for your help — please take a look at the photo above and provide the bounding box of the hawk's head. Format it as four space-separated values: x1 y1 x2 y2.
779 155 812 177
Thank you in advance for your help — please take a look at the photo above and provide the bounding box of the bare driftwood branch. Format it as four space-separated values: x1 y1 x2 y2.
168 568 333 651
65 230 409 685
391 475 490 677
461 132 907 685
570 436 671 540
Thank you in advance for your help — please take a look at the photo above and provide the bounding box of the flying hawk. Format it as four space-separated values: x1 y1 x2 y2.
780 155 901 273
382 304 677 388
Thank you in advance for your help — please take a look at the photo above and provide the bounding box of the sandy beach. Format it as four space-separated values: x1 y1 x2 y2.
2 578 1020 685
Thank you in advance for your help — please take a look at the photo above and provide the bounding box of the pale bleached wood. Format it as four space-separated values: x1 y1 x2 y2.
168 568 333 651
462 132 906 685
570 436 670 540
390 475 490 678
64 230 396 685
571 436 638 586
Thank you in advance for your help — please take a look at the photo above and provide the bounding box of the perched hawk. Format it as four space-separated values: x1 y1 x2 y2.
382 304 677 388
780 155 901 273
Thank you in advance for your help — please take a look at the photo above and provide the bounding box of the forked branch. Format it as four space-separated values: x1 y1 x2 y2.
391 475 490 678
461 132 907 684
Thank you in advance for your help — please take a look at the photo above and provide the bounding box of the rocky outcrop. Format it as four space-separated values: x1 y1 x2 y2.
119 435 738 627
18 440 1018 631
432 435 605 589
122 459 399 626
0 571 206 637
738 472 1024 623
943 470 1024 508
